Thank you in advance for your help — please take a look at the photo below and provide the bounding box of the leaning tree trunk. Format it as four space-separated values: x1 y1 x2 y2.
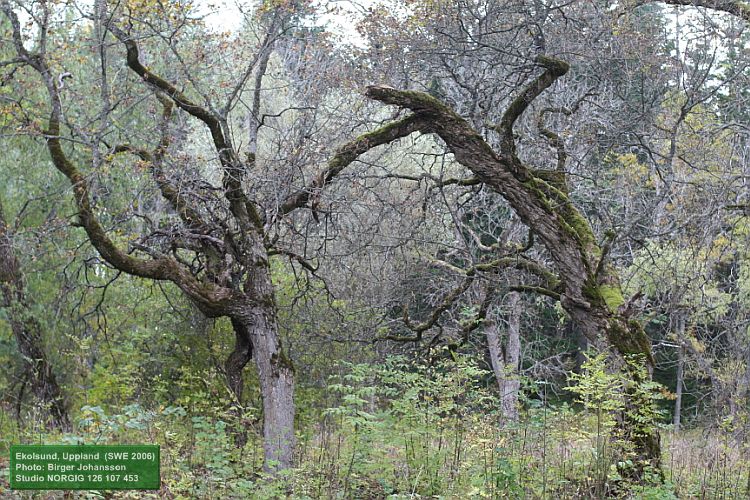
355 57 663 474
0 198 70 431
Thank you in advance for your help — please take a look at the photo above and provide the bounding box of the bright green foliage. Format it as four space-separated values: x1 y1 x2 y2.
2 357 746 498
622 355 669 440
565 351 670 496
566 351 625 415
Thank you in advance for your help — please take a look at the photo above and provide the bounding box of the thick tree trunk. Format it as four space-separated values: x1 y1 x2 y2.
232 244 296 473
225 306 295 471
236 307 295 473
565 300 661 470
0 199 70 431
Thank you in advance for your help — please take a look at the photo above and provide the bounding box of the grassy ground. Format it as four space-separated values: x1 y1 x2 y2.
1 406 749 499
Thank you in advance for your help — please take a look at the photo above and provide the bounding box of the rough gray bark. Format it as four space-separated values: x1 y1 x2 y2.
0 198 70 431
243 307 295 470
1 0 423 472
486 292 522 422
485 320 505 397
502 292 522 421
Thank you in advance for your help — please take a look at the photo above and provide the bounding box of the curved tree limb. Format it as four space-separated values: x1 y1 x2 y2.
537 106 571 172
363 83 597 306
494 55 570 162
402 273 476 336
278 113 429 217
642 0 750 23
106 22 264 232
112 95 215 235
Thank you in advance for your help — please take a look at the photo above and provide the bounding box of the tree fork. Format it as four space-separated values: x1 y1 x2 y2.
226 318 253 447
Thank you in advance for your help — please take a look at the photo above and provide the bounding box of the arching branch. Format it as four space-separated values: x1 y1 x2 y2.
112 94 216 235
493 55 570 161
278 113 429 217
644 0 750 23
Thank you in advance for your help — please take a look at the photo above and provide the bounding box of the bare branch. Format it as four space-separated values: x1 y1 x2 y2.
509 285 561 301
494 55 569 160
278 113 429 217
403 274 475 336
0 3 236 315
106 22 264 231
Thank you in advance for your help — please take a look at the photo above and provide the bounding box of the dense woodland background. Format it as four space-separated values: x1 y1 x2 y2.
1 0 750 497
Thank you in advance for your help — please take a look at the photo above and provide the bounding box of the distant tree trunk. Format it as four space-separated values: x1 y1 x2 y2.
742 346 750 440
0 198 70 431
485 319 502 375
502 292 521 420
485 292 521 422
485 320 507 411
673 312 686 431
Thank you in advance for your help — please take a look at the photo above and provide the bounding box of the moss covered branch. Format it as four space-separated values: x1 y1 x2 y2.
278 113 428 216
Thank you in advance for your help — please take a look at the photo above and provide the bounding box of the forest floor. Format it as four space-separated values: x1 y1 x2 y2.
1 412 748 499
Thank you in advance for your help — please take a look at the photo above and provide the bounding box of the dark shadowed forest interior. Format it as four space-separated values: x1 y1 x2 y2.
2 0 750 497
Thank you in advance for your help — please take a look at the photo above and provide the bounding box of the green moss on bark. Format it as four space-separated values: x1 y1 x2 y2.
606 319 654 366
531 169 568 194
600 284 625 312
523 174 599 262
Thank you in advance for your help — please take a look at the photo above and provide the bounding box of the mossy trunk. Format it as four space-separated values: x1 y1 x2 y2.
567 282 662 472
362 82 662 477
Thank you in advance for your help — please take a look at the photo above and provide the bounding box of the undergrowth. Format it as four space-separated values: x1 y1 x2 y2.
0 351 747 498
